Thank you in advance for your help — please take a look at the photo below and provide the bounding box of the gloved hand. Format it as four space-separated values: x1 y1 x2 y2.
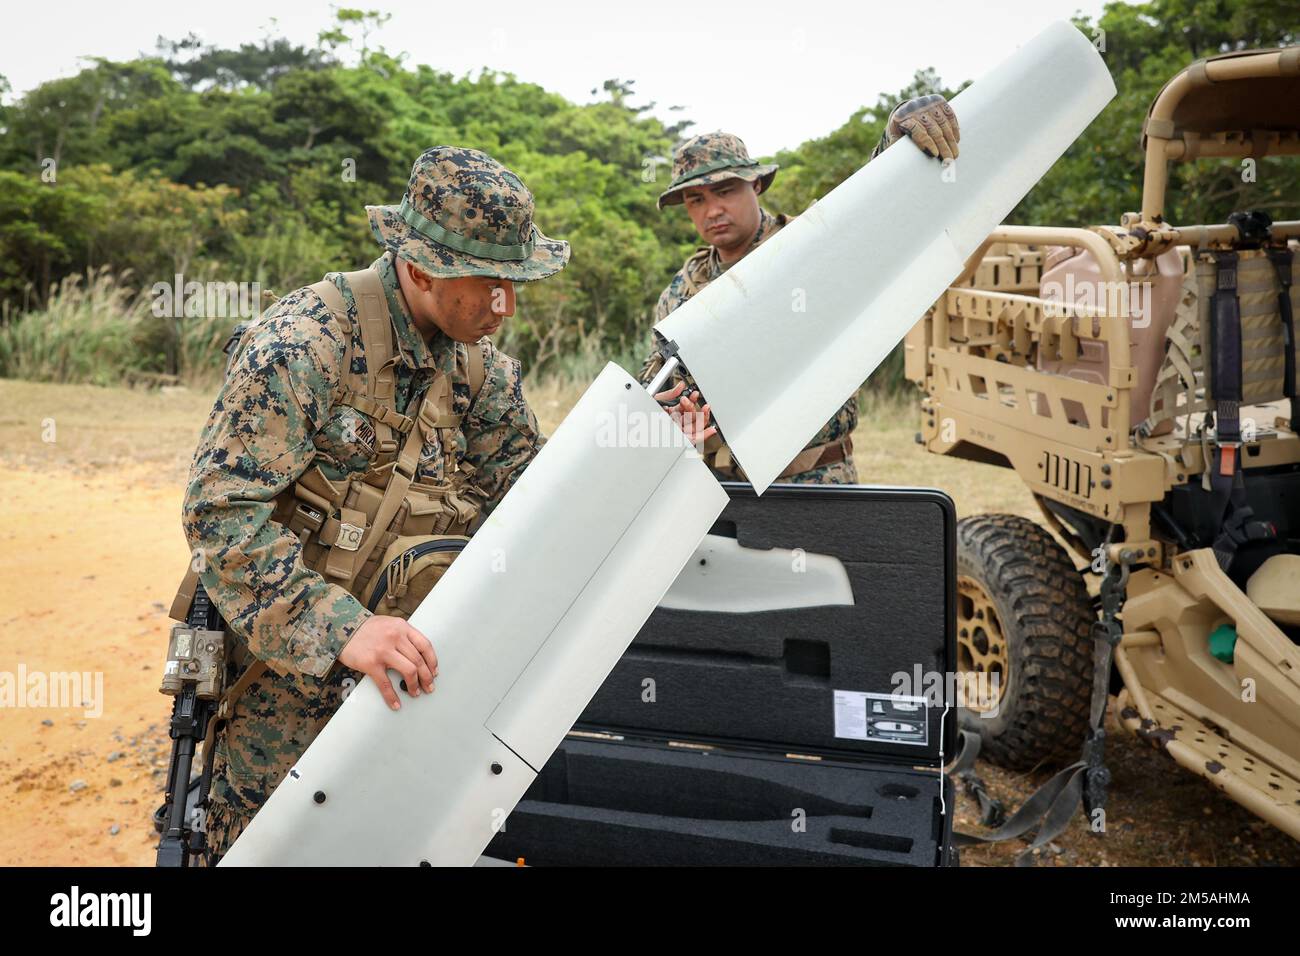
885 94 961 161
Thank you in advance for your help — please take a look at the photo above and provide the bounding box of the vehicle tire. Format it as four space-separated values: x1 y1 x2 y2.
955 513 1095 770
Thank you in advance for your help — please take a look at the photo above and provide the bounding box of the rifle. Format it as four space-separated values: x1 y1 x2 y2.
155 584 226 867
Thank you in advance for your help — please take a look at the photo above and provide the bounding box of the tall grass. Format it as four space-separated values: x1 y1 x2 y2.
0 270 235 388
0 270 152 386
176 312 239 390
0 268 921 410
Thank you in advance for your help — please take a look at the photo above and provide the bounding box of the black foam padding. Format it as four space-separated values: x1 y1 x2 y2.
487 737 954 866
578 485 956 764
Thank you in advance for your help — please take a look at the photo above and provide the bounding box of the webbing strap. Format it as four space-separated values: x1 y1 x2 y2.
1212 489 1276 570
1210 250 1243 444
219 661 268 720
339 390 414 434
307 277 357 401
340 410 426 591
948 731 1006 830
309 269 406 455
203 659 269 762
346 267 400 405
947 728 982 774
952 761 1088 866
467 340 487 406
1202 250 1279 570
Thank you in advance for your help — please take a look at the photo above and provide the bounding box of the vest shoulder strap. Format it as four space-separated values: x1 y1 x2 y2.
308 269 413 441
306 275 356 405
467 339 487 406
350 268 399 402
307 269 400 397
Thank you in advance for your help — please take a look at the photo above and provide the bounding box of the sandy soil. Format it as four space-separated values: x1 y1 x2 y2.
0 381 215 865
0 377 1295 866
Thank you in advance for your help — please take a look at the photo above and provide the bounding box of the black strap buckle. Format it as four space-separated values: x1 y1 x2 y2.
656 337 680 364
1227 209 1272 246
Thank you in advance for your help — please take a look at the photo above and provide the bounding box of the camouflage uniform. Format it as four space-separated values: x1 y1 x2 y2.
182 147 568 863
638 132 859 484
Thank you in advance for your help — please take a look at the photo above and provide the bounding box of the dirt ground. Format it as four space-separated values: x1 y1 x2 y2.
0 377 1296 866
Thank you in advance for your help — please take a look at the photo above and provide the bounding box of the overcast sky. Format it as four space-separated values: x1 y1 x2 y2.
2 0 1117 156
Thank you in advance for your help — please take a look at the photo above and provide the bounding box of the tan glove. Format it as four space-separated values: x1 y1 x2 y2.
885 94 961 161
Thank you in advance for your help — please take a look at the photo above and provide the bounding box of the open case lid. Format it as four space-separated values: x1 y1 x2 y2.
576 484 958 770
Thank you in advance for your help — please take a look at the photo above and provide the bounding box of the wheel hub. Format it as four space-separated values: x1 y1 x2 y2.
957 575 1009 713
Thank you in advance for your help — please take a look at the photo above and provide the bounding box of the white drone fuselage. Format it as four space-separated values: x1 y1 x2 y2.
219 20 1115 866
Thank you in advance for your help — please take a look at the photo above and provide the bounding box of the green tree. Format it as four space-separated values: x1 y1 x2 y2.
4 2 1290 387
1018 0 1299 225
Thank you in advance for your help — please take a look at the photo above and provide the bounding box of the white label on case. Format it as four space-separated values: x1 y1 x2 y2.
833 691 929 745
833 690 869 740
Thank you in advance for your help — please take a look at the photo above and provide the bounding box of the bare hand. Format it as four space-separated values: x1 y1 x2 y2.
887 94 960 161
338 615 438 711
654 380 718 447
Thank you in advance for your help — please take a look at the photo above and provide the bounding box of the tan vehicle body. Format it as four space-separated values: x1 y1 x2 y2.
906 47 1300 838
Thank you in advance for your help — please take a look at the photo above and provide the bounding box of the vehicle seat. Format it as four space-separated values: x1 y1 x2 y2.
1035 244 1187 433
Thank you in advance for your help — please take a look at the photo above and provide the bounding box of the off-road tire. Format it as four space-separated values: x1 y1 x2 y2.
957 513 1095 770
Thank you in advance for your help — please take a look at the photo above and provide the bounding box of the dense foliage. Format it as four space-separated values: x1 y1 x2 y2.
0 2 1294 386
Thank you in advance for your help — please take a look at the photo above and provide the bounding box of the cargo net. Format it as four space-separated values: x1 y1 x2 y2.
1143 246 1300 437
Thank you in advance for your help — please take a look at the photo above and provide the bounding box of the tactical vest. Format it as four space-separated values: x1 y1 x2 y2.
171 266 488 651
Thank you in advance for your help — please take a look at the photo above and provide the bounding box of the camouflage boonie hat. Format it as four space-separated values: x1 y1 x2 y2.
367 146 570 282
657 132 779 210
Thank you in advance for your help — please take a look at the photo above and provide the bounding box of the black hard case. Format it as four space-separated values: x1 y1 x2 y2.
487 484 958 866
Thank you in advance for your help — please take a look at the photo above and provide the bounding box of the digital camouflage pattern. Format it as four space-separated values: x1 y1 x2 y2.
184 251 544 863
368 146 570 282
648 207 790 326
657 131 779 209
637 208 859 484
638 104 958 483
